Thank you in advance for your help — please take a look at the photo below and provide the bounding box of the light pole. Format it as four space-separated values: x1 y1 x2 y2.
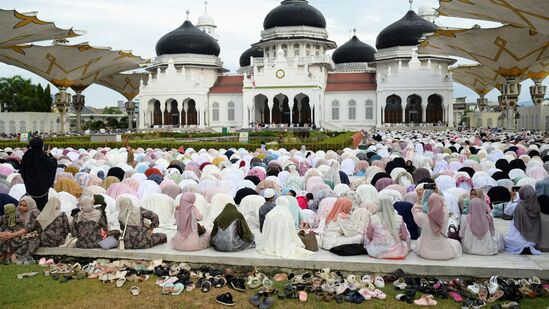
72 91 85 132
55 87 71 134
125 101 135 130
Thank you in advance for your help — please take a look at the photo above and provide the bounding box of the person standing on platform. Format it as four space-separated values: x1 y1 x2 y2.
20 137 57 211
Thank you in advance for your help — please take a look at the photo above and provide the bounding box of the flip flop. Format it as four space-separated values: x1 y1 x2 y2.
299 291 308 302
172 283 185 296
162 283 175 295
486 289 504 303
16 272 38 279
116 277 126 288
130 286 140 296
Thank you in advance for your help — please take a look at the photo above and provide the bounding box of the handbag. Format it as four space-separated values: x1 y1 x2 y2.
98 236 118 250
118 208 131 250
447 224 460 242
298 230 318 252
197 223 206 236
61 233 78 248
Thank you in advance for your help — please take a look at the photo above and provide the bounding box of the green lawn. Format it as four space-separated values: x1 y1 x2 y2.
1 264 548 309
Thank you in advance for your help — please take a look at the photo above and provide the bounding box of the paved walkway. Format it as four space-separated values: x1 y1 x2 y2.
36 219 549 279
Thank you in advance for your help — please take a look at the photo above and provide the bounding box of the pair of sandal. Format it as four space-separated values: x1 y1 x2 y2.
247 273 273 289
249 294 275 308
161 282 185 296
414 294 438 306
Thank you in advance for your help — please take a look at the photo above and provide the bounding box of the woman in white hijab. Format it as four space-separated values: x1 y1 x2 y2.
364 197 410 259
256 197 314 259
137 180 161 200
239 194 265 237
71 197 106 249
205 193 235 229
356 184 379 207
37 197 70 247
116 196 167 249
141 193 176 228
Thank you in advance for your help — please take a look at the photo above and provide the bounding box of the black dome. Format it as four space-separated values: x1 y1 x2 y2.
155 20 220 57
376 10 436 50
332 35 376 64
263 0 326 30
239 46 263 67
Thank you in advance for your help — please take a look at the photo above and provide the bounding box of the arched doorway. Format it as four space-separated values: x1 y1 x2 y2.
272 94 290 125
254 94 269 125
293 93 311 126
405 95 422 123
152 100 162 126
168 99 179 126
426 94 443 124
384 95 402 123
186 99 198 125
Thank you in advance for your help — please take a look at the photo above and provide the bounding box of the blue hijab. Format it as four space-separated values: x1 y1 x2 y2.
0 194 18 216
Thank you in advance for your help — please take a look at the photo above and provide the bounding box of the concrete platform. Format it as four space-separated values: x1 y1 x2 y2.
35 219 549 280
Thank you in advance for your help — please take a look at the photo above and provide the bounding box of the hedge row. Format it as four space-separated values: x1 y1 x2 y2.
0 133 353 152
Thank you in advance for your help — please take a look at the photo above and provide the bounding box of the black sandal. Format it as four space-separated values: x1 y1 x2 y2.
215 292 235 306
201 280 212 293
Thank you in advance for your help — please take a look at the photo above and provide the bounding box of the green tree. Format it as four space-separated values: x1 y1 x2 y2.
0 75 53 112
106 117 119 128
103 107 123 114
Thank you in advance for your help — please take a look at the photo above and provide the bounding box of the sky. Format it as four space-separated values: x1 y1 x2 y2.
0 0 546 108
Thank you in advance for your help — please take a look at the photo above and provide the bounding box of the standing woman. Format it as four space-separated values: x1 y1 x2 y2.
365 197 410 259
412 191 462 260
116 196 167 249
71 197 107 248
37 197 70 247
20 137 57 211
504 186 542 255
171 192 210 251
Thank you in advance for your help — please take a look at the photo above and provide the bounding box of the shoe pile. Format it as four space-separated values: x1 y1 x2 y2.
246 267 391 307
392 273 548 308
154 263 247 305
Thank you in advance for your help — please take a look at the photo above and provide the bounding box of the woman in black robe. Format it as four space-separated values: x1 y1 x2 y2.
19 137 57 211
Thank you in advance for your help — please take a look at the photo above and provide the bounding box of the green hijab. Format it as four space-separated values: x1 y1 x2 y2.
4 203 16 228
211 203 253 242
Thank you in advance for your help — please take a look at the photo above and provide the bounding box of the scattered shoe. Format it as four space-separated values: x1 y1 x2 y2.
216 292 235 306
130 286 140 296
17 272 38 280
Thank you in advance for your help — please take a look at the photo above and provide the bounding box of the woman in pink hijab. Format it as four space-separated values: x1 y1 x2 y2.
412 191 462 260
459 198 503 255
106 183 138 200
171 192 210 251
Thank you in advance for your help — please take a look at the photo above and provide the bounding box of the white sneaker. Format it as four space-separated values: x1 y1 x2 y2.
467 283 480 294
374 276 385 288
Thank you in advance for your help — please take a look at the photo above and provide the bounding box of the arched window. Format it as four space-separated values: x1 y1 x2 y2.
0 121 4 133
348 100 356 120
212 102 219 122
19 121 26 132
293 44 300 57
9 121 16 134
331 101 339 121
365 100 374 120
40 120 45 132
281 44 288 57
228 102 235 121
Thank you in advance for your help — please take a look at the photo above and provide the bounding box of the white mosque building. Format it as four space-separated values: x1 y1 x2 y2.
138 0 455 131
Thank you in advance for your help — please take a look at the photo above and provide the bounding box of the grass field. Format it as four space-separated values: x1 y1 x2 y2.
1 264 548 309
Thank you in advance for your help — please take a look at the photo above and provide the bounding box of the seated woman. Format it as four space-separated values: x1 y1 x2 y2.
211 203 255 252
459 197 503 255
321 198 363 250
256 198 313 259
365 197 410 259
171 192 210 251
117 196 167 249
0 197 41 263
37 197 70 247
504 186 542 255
72 197 107 249
412 191 462 260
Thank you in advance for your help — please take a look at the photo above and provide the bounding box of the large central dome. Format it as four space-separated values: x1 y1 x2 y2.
332 35 376 64
376 10 436 50
155 20 220 57
263 0 326 30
